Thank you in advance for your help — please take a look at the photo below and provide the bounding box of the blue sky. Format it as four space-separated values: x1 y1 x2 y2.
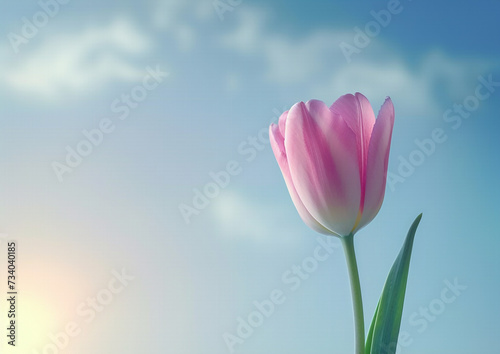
0 0 499 353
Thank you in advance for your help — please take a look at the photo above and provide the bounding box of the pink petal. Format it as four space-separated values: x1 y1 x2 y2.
278 110 287 137
269 115 332 235
356 97 395 232
330 93 376 215
285 100 361 236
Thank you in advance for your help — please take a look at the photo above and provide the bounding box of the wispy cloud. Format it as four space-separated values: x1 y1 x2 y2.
314 51 494 117
151 0 212 51
1 17 153 101
219 9 349 84
220 7 495 117
210 190 305 245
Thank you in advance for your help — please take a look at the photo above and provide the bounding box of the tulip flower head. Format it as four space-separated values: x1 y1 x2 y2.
270 93 395 237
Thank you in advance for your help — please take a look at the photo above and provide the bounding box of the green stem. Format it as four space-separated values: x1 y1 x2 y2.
341 233 365 354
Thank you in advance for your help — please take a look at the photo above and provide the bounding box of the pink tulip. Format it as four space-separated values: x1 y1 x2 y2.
270 93 395 237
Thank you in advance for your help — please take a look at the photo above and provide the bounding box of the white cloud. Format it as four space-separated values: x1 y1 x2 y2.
151 0 212 51
211 190 304 245
313 59 438 116
1 17 153 101
220 9 350 84
314 51 494 117
219 8 268 54
220 8 495 117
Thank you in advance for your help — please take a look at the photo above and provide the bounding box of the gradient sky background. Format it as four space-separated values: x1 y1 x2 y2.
0 0 499 353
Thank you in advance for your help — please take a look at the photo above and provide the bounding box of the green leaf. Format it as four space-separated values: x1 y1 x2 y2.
365 214 422 354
